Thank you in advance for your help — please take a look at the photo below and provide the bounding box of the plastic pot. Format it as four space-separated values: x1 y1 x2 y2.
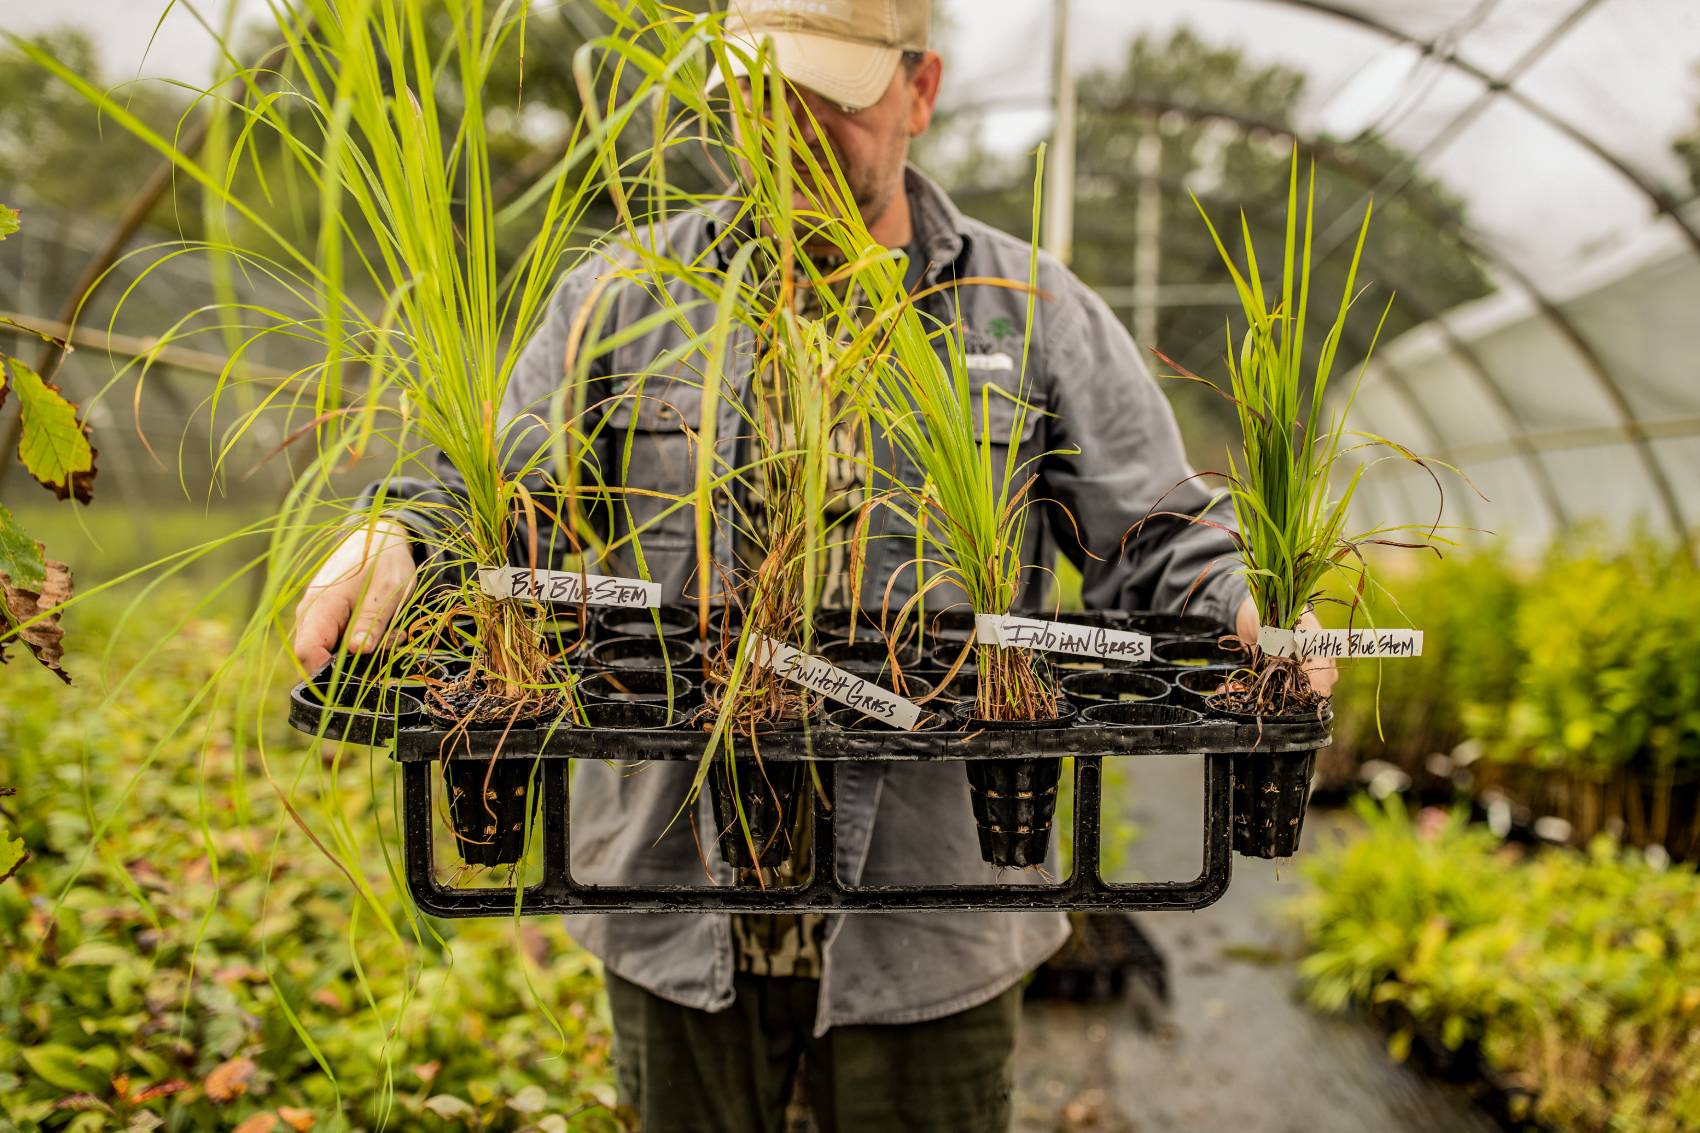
1126 612 1224 641
1208 701 1325 858
1080 701 1203 728
818 638 923 678
953 701 1078 868
920 608 978 649
812 606 886 642
692 601 746 650
444 757 537 867
929 639 978 674
577 668 699 713
290 656 427 745
710 756 812 872
598 604 697 639
1171 668 1230 712
927 667 980 706
574 700 682 730
1059 669 1170 707
589 634 696 672
1151 638 1247 671
1228 747 1318 860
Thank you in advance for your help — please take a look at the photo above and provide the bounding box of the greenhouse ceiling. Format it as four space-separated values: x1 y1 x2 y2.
6 0 1697 549
935 0 1700 550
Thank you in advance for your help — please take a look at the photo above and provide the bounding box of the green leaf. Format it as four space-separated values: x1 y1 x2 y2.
423 1095 475 1121
0 205 17 240
0 824 25 884
507 1085 546 1114
22 1044 103 1094
0 502 46 592
59 941 134 968
4 359 97 503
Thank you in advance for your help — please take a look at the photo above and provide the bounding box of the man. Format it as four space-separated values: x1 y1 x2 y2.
294 2 1336 1128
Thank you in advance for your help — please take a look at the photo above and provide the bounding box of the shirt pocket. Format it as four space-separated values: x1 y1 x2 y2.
599 376 707 558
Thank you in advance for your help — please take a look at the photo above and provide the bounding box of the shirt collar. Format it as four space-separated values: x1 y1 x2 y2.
901 163 971 283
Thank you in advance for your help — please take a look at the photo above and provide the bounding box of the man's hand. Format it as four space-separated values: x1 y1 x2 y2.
1234 597 1339 697
293 519 418 672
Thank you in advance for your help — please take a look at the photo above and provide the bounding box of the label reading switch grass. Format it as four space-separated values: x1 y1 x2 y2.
974 614 1152 663
750 634 923 731
1259 626 1424 659
477 566 661 608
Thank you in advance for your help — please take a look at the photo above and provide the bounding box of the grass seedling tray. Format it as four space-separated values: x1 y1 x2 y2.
290 680 1330 917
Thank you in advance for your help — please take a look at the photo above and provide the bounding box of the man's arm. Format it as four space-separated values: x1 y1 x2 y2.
293 260 615 668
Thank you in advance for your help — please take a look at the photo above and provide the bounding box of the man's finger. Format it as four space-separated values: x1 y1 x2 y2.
1303 657 1339 696
293 588 349 671
345 567 411 653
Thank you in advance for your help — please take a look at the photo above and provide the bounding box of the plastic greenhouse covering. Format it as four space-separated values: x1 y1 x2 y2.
932 0 1700 553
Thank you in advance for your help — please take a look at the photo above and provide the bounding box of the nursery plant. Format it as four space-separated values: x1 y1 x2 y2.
11 0 936 877
1169 149 1454 720
603 25 926 873
0 204 89 687
1297 797 1700 1133
5 0 727 873
851 158 1071 867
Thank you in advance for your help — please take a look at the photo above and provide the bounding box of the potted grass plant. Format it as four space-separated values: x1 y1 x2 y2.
9 1 695 869
846 158 1072 869
1168 149 1457 856
551 18 900 877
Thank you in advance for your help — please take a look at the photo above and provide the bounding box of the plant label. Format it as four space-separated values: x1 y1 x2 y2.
749 634 924 731
476 566 661 608
974 614 1153 663
1259 626 1424 659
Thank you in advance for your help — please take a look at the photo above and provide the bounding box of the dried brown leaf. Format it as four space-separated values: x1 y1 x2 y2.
131 1078 190 1103
0 555 72 683
204 1056 257 1103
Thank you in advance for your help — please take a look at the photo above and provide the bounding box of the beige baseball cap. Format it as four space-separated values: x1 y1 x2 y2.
724 0 930 112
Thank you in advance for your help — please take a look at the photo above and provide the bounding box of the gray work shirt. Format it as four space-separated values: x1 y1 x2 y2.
376 165 1248 1036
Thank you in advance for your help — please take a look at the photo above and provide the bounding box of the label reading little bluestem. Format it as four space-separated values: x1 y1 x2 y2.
477 566 660 608
1259 626 1424 659
975 614 1152 663
750 634 923 731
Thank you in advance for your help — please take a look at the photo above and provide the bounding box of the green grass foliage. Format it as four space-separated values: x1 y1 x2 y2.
1332 534 1700 780
1 588 623 1132
1296 799 1700 1132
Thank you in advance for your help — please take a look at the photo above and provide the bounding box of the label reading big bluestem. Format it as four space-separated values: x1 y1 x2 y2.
975 613 1153 663
750 634 924 731
476 565 661 608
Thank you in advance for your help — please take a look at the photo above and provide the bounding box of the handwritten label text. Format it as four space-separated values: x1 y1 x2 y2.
1259 626 1424 660
750 634 923 731
975 614 1152 663
477 566 661 609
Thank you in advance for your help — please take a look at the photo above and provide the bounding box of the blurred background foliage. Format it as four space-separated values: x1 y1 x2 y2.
919 27 1495 456
1 584 625 1132
1297 799 1700 1133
